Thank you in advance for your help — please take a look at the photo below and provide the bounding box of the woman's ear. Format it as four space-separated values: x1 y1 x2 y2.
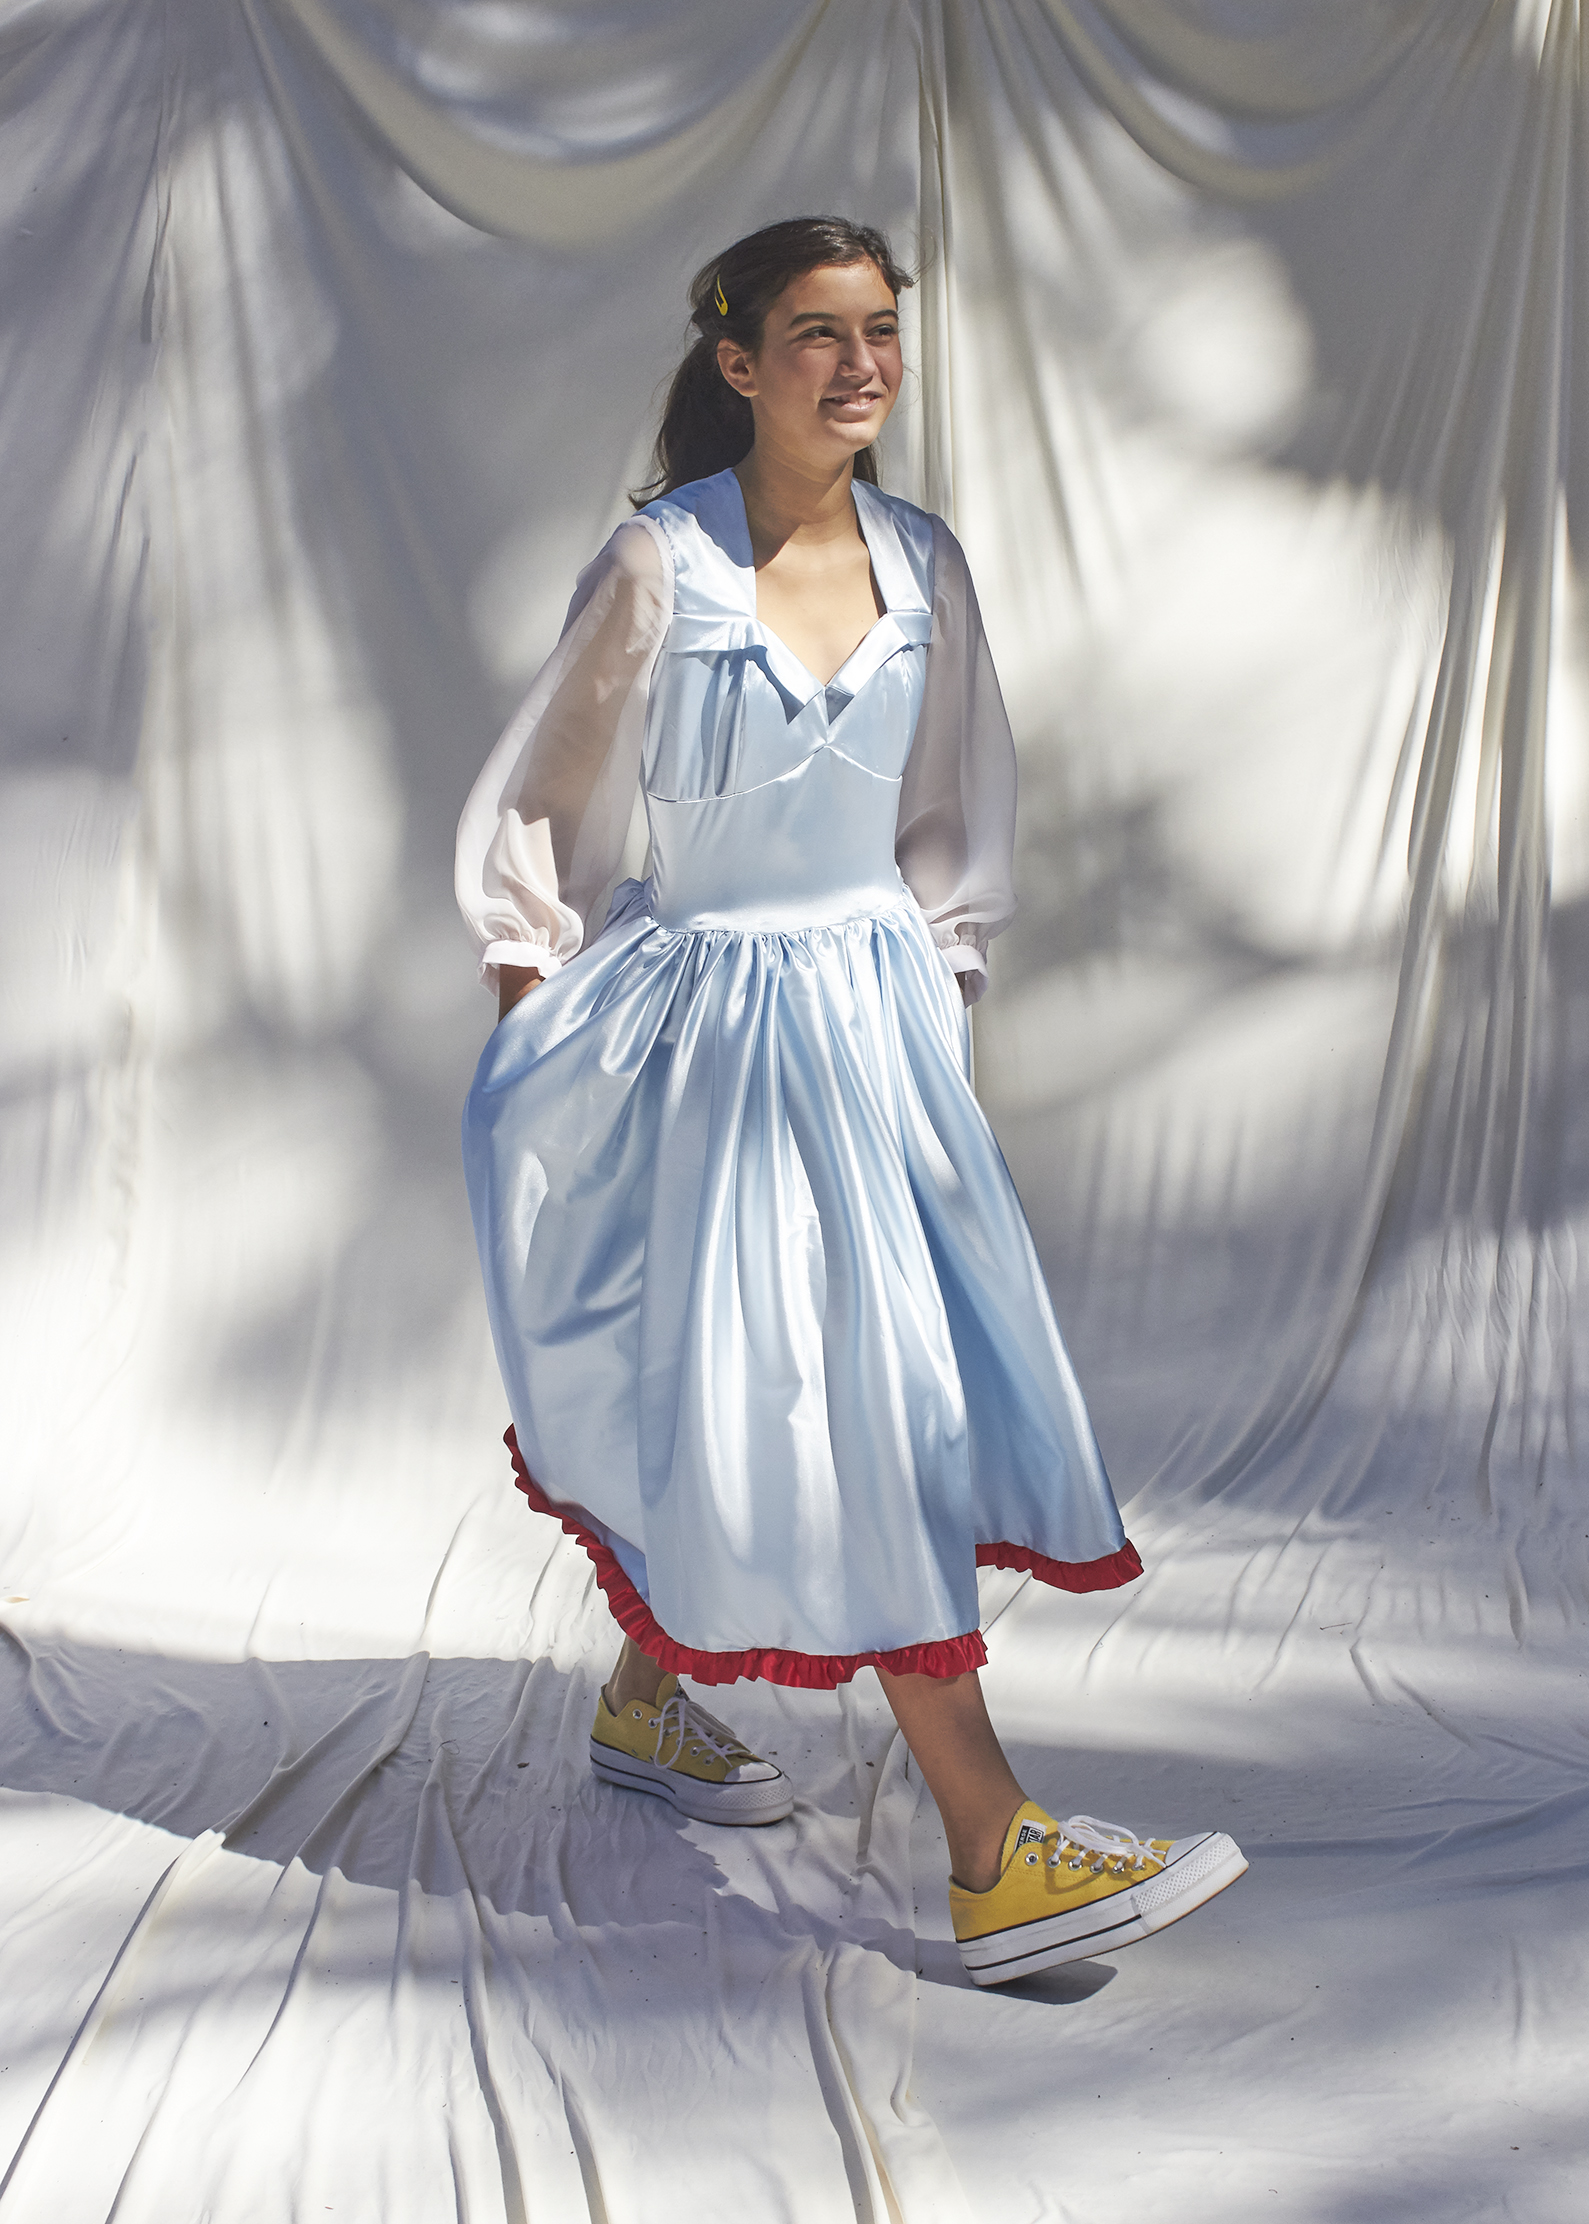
716 337 757 398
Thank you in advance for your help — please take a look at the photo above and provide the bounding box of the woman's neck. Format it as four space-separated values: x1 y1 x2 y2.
734 446 858 566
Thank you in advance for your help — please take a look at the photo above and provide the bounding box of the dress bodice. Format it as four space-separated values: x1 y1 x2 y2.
455 466 1017 1000
637 473 935 931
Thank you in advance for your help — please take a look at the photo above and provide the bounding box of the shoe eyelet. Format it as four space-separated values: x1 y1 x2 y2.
1025 1850 1039 1866
1068 1858 1083 1870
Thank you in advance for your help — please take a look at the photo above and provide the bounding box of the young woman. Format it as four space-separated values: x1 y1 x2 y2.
456 217 1245 1984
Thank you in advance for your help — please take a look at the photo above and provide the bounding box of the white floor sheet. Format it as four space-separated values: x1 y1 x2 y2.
3 3 1587 2219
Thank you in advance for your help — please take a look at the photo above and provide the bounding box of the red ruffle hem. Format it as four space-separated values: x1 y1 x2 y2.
505 1427 1144 1690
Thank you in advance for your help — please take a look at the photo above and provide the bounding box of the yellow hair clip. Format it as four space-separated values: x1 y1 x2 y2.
714 276 729 317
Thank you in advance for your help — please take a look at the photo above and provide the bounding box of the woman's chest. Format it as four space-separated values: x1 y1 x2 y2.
749 538 883 695
638 483 936 803
642 623 931 802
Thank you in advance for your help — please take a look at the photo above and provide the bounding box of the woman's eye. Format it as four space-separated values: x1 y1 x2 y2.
797 322 896 342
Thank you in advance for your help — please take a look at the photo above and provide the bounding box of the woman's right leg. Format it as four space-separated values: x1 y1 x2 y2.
600 1649 1028 1877
590 1637 794 1824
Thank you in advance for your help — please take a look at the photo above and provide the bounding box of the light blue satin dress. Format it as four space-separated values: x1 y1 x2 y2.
463 474 1138 1686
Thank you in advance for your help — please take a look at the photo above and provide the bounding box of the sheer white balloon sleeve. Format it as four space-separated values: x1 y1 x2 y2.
894 518 1018 1004
455 517 672 989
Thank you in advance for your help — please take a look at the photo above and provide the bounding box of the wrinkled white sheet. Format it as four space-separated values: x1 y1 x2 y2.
2 2 1585 2218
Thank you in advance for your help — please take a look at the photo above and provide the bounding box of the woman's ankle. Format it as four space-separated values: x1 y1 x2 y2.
605 1641 667 1712
946 1795 1025 1895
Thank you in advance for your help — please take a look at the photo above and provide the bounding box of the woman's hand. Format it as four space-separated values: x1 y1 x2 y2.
498 964 545 1021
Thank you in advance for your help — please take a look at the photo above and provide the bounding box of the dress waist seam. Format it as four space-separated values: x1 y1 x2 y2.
639 886 919 944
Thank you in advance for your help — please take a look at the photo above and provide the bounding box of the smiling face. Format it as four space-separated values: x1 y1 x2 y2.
716 261 903 476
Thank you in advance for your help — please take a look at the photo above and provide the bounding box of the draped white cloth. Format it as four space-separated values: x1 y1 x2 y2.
2 3 1586 2220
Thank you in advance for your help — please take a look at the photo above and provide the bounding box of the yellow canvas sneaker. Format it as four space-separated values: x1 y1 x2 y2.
951 1799 1247 1985
590 1673 794 1825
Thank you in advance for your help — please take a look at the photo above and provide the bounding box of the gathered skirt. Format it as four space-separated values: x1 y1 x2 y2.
464 880 1140 1686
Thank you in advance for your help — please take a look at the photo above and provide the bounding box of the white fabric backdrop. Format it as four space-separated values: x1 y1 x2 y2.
2 2 1585 2217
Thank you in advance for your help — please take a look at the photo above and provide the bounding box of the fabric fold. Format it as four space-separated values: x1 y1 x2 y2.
505 1428 1140 1685
461 470 1133 1682
466 874 1137 1674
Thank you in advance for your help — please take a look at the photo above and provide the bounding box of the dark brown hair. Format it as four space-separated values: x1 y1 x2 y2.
632 216 913 506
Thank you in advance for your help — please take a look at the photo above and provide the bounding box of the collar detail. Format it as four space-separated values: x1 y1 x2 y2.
655 469 932 713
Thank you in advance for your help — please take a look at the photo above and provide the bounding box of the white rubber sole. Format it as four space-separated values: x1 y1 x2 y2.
589 1736 794 1826
958 1832 1249 1986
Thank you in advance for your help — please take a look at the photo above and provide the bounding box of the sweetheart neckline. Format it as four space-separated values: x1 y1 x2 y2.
725 471 896 691
753 609 890 693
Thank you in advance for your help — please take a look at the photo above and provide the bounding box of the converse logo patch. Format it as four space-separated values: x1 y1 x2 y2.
1015 1820 1048 1850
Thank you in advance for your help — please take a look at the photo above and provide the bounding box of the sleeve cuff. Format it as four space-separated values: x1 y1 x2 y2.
479 939 566 987
938 941 989 1004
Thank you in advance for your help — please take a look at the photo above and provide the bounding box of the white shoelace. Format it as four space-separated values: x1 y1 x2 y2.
1049 1813 1166 1876
652 1689 751 1773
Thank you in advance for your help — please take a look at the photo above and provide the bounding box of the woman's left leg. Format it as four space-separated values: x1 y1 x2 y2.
877 1662 1249 1986
874 1666 1026 1891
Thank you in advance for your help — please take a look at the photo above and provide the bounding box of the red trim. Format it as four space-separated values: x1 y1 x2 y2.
504 1427 1142 1689
976 1538 1144 1591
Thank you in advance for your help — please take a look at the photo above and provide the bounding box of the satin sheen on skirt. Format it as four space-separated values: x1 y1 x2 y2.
463 472 1138 1683
464 739 1139 1686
